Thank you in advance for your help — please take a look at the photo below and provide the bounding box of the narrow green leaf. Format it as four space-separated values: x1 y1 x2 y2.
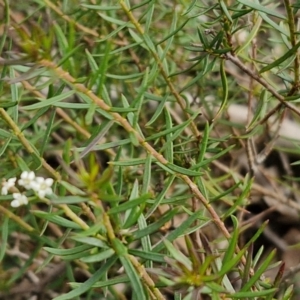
78 120 114 160
253 246 264 268
142 155 152 195
119 255 146 300
132 68 149 127
98 24 128 43
197 122 209 164
146 175 176 218
40 108 56 156
107 193 151 215
231 288 278 298
54 22 68 52
112 238 128 256
0 128 17 140
146 117 194 141
70 237 108 248
23 90 75 110
133 208 178 240
206 282 227 293
32 211 82 229
164 239 192 269
129 249 166 263
85 48 98 73
60 181 86 196
76 92 112 120
96 41 111 98
146 93 169 126
81 4 120 10
240 249 276 291
0 0 9 55
0 136 12 157
195 176 209 200
219 0 233 23
247 90 268 130
123 179 142 228
282 285 294 300
0 101 17 108
237 0 285 19
213 60 228 121
109 107 137 112
241 243 253 287
210 181 241 202
70 275 129 289
236 15 262 55
157 18 189 47
191 145 235 169
144 0 154 33
222 177 252 218
72 223 104 237
53 255 118 300
143 34 157 53
218 246 247 277
106 72 143 80
0 217 8 261
164 107 173 163
259 11 288 36
109 158 148 166
197 27 209 48
152 162 171 175
159 110 201 153
153 210 203 252
121 94 144 139
130 0 151 10
21 106 50 131
77 139 130 152
50 196 89 204
260 41 300 73
180 56 216 92
60 138 71 173
128 29 146 50
98 13 133 27
164 162 202 176
80 248 115 263
209 30 224 49
136 214 152 268
44 244 92 256
57 44 83 67
222 215 239 266
182 0 197 16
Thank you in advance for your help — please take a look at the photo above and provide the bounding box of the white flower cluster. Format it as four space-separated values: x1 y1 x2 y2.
1 171 54 207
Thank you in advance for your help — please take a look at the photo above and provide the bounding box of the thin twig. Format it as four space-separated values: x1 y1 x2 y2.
225 53 300 117
43 0 98 37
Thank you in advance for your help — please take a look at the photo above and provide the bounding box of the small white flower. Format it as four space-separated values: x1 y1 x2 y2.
1 177 16 195
32 177 54 198
18 171 36 190
11 193 28 207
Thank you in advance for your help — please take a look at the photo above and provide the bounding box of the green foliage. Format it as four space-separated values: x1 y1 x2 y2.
0 0 299 299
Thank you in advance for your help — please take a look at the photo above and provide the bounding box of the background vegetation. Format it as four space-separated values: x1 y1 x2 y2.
0 0 300 299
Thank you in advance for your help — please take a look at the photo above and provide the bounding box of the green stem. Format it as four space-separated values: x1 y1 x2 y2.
284 0 300 95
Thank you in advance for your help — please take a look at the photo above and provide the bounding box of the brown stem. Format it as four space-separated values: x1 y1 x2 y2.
225 53 300 117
